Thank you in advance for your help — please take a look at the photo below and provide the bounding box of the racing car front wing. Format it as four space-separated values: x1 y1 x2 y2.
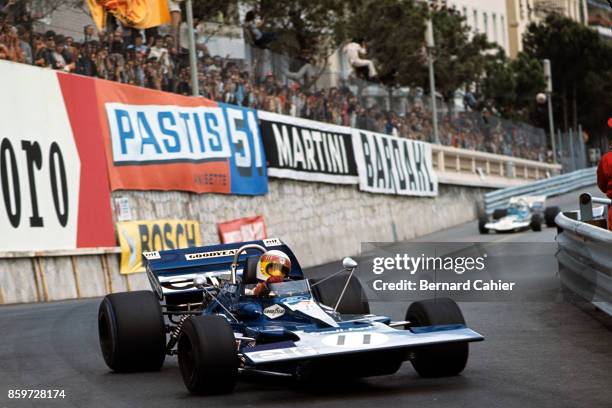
242 322 483 365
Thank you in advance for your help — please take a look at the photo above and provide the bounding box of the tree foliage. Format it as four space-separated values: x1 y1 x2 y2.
522 13 612 137
427 6 492 106
244 0 348 60
480 50 546 121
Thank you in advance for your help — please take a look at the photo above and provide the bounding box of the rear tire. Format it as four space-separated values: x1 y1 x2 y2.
492 208 507 220
310 274 370 315
530 213 542 231
544 206 561 227
178 315 238 394
406 298 469 377
98 291 166 372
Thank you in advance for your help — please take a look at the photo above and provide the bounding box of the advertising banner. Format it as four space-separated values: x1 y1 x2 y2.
258 111 359 184
93 80 267 195
116 219 202 274
352 129 438 197
0 62 115 251
218 215 267 244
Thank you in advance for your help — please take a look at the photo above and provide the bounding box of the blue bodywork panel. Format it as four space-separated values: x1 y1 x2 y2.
146 238 303 280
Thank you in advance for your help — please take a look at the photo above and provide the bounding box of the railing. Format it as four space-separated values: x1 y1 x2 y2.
555 193 612 316
484 167 595 213
432 144 561 188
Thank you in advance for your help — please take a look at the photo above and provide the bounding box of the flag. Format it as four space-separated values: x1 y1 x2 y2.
87 0 171 31
87 0 106 30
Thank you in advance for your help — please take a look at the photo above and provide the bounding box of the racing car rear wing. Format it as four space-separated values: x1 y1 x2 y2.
144 238 302 299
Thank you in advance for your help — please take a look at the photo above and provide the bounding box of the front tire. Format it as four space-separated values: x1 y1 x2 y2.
98 291 166 372
406 298 469 377
178 315 238 394
310 274 370 315
531 213 542 231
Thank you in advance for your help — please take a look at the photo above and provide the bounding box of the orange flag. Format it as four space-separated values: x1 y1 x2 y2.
87 0 171 30
87 0 106 30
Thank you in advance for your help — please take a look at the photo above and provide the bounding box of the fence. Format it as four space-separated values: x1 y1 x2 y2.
433 144 560 188
557 127 588 173
555 193 612 316
484 167 596 213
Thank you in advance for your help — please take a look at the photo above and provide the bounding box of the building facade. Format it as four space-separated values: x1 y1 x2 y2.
505 0 589 57
586 0 612 41
444 0 511 56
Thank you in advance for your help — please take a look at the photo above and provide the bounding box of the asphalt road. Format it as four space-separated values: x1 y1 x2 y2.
1 186 611 408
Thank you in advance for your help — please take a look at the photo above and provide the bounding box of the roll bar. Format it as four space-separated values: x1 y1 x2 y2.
230 244 267 284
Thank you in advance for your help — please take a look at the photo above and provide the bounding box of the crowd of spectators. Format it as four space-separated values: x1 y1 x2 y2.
0 1 547 162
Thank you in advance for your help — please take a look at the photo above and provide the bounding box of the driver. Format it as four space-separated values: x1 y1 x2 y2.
253 250 291 296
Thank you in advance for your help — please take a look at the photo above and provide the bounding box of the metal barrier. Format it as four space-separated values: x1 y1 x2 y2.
555 194 612 316
579 193 610 222
484 167 596 214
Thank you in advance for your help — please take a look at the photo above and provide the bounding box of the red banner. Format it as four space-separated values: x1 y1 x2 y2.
218 216 267 244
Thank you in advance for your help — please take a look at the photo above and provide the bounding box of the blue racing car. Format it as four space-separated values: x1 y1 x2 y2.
97 238 483 394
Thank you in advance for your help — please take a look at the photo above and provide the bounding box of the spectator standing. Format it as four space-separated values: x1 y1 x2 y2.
178 17 209 57
148 35 169 67
32 34 48 67
75 42 97 77
126 34 147 55
109 30 125 55
51 35 74 71
83 24 95 43
16 25 31 63
0 25 24 62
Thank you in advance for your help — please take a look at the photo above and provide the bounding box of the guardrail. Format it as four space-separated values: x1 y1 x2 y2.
484 167 595 213
432 144 561 188
555 193 612 316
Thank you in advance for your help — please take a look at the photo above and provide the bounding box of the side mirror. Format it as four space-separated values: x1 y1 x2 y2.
342 257 358 270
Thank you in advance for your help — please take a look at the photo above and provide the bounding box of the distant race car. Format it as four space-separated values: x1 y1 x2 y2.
98 239 484 394
478 195 561 234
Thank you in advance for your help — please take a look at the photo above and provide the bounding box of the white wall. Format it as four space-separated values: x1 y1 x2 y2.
447 0 509 55
0 179 487 304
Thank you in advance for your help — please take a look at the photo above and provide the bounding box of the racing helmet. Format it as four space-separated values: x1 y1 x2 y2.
256 250 291 281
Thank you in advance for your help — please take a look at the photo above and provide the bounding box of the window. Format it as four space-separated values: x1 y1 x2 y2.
462 6 467 17
483 12 488 39
473 10 478 31
492 13 498 43
501 15 507 48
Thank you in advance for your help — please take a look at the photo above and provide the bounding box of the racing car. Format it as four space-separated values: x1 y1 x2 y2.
97 238 483 394
478 195 561 234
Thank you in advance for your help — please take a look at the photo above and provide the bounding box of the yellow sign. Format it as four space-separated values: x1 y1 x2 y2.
117 219 201 274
